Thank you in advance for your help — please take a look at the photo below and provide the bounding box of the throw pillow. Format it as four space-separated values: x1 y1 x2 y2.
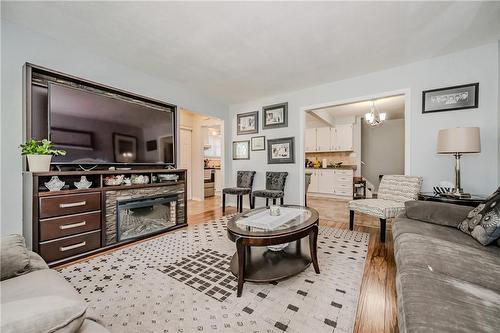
1 296 87 333
0 234 31 281
458 187 500 245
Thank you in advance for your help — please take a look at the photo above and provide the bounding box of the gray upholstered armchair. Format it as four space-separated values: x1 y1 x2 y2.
348 175 422 242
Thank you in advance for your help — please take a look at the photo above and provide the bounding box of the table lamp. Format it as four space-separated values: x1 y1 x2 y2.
437 127 481 198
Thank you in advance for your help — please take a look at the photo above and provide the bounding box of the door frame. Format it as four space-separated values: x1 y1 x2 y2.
179 127 193 200
298 88 411 204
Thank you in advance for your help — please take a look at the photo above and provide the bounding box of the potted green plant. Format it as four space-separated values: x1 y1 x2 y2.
20 139 66 172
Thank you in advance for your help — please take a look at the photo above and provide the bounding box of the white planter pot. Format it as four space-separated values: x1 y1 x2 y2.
26 154 52 172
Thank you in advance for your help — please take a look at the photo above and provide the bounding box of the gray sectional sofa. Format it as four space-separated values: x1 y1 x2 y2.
393 201 500 333
1 235 109 333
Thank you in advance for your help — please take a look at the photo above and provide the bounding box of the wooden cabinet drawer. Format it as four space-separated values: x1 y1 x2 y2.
40 211 101 241
335 176 352 183
39 230 100 263
335 189 353 196
334 170 353 176
39 192 101 218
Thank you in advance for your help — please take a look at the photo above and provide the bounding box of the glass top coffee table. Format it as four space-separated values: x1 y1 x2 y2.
227 205 320 297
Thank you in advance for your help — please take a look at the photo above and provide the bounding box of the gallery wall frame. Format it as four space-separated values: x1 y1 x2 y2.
263 102 288 129
422 83 479 113
236 111 259 135
267 137 295 164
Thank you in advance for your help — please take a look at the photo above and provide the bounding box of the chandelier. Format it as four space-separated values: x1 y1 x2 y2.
365 100 386 127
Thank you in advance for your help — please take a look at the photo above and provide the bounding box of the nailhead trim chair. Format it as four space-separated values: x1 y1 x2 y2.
348 175 422 242
223 171 256 214
252 172 288 208
305 172 312 207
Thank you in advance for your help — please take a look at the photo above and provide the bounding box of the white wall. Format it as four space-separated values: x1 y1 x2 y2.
228 43 499 206
0 21 229 234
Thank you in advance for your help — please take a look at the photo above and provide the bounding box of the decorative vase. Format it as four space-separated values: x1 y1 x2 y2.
26 154 52 172
74 176 92 189
44 176 65 191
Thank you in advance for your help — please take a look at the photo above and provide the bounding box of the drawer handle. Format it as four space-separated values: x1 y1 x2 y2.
59 221 86 230
59 201 87 208
59 241 86 252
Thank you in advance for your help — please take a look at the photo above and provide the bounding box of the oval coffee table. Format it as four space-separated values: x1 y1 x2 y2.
227 205 320 297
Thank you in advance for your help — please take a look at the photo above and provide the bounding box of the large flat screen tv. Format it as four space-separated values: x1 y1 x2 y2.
48 83 175 165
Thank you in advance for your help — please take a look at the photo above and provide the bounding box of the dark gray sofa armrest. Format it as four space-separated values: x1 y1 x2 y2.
404 201 474 228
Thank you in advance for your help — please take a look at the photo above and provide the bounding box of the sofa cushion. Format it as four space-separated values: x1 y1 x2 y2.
1 296 86 333
79 319 110 333
1 269 82 303
458 187 500 245
1 234 31 281
396 267 500 333
405 201 472 228
348 199 405 219
395 231 500 292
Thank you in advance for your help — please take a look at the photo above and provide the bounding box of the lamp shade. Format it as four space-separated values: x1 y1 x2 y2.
437 127 481 154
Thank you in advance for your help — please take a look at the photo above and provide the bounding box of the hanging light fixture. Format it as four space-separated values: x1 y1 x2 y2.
365 100 386 127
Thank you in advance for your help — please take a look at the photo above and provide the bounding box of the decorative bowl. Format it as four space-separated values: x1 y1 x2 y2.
104 175 124 186
44 176 65 191
74 176 92 189
131 175 149 185
158 174 179 181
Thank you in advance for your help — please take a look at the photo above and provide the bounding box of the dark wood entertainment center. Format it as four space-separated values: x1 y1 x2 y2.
22 63 187 267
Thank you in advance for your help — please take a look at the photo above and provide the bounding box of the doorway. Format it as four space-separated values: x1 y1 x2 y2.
179 109 225 219
179 128 192 200
301 90 409 227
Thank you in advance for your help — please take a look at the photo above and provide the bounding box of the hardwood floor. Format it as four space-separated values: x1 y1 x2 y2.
58 195 398 332
191 195 399 333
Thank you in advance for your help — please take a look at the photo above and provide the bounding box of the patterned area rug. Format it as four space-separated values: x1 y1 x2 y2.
60 215 369 333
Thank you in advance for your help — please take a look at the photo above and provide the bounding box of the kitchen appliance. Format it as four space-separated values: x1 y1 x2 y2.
204 169 215 197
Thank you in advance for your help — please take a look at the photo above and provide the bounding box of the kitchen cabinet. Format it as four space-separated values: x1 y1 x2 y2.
331 124 353 151
307 169 353 197
316 127 331 152
306 125 353 152
305 128 317 152
308 170 319 192
214 169 222 193
317 169 335 193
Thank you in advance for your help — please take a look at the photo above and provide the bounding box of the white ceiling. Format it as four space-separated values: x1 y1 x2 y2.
310 95 406 121
3 2 500 104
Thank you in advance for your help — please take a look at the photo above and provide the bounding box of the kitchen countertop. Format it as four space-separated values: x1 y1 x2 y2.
305 165 357 171
204 167 221 170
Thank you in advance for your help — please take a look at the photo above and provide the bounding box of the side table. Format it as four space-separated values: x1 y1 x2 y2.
418 192 486 207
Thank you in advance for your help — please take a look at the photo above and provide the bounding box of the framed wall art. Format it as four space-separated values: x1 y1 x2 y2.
267 137 294 164
233 140 250 160
236 111 259 135
251 136 265 151
263 102 288 129
422 83 479 113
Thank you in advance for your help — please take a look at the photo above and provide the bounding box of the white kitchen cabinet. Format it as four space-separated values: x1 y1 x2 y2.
308 168 353 197
305 128 317 152
214 169 222 193
316 127 331 152
317 169 335 194
308 170 319 192
331 124 353 151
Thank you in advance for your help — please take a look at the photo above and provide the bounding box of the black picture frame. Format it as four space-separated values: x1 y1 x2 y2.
251 136 266 151
233 140 250 160
236 111 259 135
422 83 479 113
263 102 288 129
113 133 138 163
267 137 295 164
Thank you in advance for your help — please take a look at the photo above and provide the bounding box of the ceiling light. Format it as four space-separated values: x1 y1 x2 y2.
365 100 385 127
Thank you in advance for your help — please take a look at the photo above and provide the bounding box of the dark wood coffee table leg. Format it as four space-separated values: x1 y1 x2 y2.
236 238 246 297
309 224 320 274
